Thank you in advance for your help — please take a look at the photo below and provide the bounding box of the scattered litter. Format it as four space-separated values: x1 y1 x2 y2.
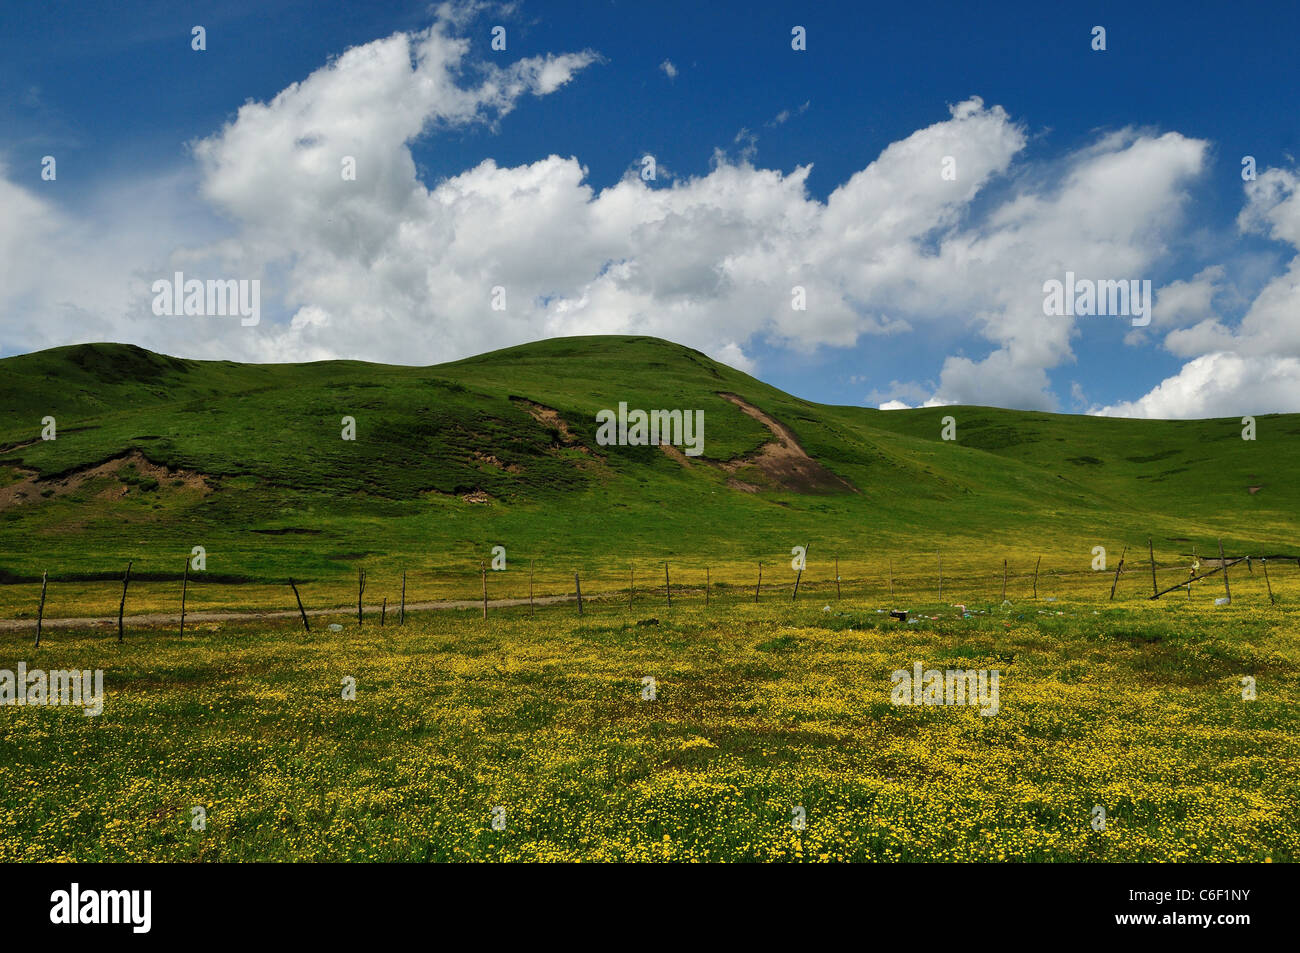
1045 597 1057 602
328 623 342 632
889 609 908 621
1214 597 1231 606
822 605 831 612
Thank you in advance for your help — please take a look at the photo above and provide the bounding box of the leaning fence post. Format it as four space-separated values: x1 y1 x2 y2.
755 561 762 603
793 545 808 602
1033 555 1041 600
289 578 310 633
1262 557 1275 605
117 560 132 643
1109 546 1127 601
35 570 48 649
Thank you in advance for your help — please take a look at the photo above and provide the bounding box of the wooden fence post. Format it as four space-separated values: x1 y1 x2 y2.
529 559 535 615
575 572 584 616
755 561 762 603
357 569 366 626
1148 538 1158 598
35 570 48 649
1262 557 1275 605
889 558 894 597
628 563 633 609
1001 559 1008 602
180 556 189 639
381 597 387 626
937 550 942 602
400 571 406 625
481 561 488 620
705 567 711 606
1151 555 1247 599
289 578 310 633
835 556 841 600
1109 546 1127 601
117 561 132 643
1218 539 1231 603
1033 556 1041 600
792 547 806 602
664 562 671 608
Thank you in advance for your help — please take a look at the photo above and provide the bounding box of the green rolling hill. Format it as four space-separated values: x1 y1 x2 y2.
0 336 1296 611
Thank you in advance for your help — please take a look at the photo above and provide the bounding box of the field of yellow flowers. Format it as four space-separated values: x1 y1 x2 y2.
1 593 1296 862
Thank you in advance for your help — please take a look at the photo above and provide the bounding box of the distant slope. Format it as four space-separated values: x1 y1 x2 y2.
1 336 1297 589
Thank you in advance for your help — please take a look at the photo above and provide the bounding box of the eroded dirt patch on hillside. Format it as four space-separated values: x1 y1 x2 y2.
0 451 212 512
471 450 523 473
715 393 857 494
510 397 606 464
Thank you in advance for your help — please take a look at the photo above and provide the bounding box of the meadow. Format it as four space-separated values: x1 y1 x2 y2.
2 588 1295 862
2 335 1297 863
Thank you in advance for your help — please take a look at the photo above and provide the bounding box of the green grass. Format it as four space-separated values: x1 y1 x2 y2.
1 335 1297 619
2 596 1295 861
2 334 1295 863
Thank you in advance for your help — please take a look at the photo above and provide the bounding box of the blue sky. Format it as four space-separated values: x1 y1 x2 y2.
2 0 1298 417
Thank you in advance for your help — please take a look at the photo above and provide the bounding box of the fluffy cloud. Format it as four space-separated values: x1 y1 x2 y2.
185 84 1041 374
1098 168 1300 417
1095 352 1300 418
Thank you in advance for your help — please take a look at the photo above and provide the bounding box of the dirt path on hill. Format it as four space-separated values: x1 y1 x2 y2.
715 392 858 494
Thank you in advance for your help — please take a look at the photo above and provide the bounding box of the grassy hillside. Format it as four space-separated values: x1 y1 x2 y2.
1 336 1297 617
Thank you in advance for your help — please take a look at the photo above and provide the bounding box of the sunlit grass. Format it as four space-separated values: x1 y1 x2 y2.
3 592 1295 862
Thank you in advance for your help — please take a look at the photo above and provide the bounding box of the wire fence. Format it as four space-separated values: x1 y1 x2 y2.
8 544 1299 639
